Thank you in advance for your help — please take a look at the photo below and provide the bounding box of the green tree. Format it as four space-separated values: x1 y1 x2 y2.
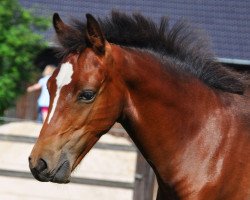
0 0 50 115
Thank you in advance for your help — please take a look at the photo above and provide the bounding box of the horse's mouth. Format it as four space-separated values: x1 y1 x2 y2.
30 160 71 184
51 160 71 183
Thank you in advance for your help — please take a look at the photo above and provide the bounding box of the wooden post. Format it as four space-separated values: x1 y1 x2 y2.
133 151 155 200
15 90 39 120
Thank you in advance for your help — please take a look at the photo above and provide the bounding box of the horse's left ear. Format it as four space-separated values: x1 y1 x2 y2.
86 14 106 55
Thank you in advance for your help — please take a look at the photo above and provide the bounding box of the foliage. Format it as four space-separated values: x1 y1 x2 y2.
0 0 50 115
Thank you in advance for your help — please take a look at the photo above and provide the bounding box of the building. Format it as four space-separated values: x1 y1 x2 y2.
19 0 250 68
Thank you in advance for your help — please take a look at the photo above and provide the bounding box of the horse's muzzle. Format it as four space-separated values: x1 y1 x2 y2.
29 156 71 183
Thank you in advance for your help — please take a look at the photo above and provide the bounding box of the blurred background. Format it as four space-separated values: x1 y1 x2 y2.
0 0 249 199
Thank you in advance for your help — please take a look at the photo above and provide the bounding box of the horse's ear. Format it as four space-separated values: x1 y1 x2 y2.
53 13 68 34
86 14 106 55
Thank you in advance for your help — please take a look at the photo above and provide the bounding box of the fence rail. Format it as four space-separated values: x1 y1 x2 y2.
0 133 136 152
0 169 135 189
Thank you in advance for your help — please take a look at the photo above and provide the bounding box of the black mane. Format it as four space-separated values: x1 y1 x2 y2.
56 11 248 95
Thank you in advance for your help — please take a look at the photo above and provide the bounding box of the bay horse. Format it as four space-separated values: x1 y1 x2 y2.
29 11 250 199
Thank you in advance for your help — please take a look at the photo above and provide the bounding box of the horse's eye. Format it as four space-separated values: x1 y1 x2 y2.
77 90 96 103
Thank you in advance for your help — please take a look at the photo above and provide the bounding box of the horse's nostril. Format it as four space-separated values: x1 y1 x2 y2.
36 158 48 172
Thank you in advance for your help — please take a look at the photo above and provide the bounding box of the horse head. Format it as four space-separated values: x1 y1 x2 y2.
29 13 125 183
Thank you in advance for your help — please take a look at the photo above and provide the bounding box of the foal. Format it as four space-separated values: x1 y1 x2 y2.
29 12 250 199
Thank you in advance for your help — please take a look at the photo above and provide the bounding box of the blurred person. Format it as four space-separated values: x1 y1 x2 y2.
27 65 56 122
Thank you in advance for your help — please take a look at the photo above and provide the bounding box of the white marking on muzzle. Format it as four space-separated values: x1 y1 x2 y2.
47 62 74 124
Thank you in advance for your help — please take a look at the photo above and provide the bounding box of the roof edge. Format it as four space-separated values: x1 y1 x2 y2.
217 58 250 66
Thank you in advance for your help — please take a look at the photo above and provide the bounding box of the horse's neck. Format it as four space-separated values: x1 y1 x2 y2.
114 46 236 194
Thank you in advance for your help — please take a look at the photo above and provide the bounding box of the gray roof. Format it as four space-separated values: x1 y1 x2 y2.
19 0 250 63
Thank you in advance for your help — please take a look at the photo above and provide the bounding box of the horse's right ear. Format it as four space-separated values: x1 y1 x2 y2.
53 13 68 34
